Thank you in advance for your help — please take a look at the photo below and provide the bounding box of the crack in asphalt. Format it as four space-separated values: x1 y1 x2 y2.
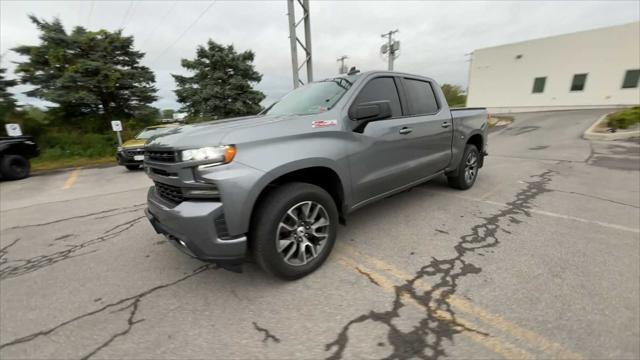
0 264 217 357
325 170 555 360
80 298 144 360
355 266 381 287
0 216 145 280
0 238 21 265
252 322 281 344
6 204 145 230
54 234 75 241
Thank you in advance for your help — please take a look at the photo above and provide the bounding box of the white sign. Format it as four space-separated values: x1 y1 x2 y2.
5 123 22 137
111 120 123 132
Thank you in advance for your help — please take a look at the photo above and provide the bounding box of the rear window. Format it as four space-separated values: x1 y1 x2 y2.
403 79 439 115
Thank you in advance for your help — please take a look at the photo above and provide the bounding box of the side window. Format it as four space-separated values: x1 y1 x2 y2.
622 69 640 89
532 77 546 93
353 77 402 117
570 73 588 91
403 79 439 115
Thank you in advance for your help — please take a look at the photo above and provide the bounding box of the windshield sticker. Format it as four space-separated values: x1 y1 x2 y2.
312 120 337 128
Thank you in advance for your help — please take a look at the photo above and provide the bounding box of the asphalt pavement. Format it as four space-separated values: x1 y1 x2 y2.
1 109 638 359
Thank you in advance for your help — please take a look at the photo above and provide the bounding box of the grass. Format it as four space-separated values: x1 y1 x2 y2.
606 107 640 130
27 130 119 172
31 156 115 172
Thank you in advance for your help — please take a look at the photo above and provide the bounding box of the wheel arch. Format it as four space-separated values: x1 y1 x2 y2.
246 163 349 237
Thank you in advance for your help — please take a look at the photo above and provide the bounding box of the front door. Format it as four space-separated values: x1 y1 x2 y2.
348 76 426 205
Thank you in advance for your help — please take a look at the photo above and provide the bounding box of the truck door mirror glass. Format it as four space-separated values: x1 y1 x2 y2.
351 100 392 121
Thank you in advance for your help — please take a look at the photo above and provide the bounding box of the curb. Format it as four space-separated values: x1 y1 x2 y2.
583 113 640 141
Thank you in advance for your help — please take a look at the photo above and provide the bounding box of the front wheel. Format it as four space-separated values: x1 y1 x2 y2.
251 182 338 280
447 144 480 190
0 155 31 180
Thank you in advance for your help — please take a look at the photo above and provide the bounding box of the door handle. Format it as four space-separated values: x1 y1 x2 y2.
399 127 413 135
441 121 451 128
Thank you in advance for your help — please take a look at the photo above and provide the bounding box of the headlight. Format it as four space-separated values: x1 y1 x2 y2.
181 145 236 166
117 146 123 151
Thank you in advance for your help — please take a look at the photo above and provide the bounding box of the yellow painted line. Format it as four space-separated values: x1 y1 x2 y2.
340 244 583 360
337 255 535 359
62 167 81 189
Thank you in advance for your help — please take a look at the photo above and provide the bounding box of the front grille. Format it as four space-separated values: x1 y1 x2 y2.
151 168 177 177
146 150 177 163
154 181 183 204
125 148 144 157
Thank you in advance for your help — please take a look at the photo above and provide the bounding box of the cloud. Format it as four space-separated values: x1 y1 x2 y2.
1 0 638 110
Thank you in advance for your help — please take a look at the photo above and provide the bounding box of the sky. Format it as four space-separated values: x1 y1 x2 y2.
1 0 639 110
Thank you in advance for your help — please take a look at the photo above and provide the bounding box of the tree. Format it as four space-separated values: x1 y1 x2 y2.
0 67 18 124
161 109 175 119
13 16 157 130
441 84 467 108
173 40 265 120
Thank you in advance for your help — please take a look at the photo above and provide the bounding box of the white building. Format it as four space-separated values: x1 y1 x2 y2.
466 22 640 113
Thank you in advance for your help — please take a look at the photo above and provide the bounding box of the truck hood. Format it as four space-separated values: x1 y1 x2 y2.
145 113 338 150
122 139 146 148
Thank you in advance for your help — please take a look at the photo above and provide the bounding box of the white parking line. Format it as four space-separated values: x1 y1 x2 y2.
456 194 640 234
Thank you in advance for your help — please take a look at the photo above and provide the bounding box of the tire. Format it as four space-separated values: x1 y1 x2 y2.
125 165 140 171
447 144 480 190
0 155 30 180
251 182 339 280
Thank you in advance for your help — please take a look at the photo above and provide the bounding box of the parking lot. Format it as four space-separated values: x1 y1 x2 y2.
1 109 638 359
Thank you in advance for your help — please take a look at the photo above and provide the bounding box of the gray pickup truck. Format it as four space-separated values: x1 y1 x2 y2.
144 70 487 279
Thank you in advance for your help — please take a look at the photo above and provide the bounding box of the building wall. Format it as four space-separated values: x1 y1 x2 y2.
466 22 640 112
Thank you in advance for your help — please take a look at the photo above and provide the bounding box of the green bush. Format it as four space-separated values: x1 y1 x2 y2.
37 131 118 160
607 107 640 129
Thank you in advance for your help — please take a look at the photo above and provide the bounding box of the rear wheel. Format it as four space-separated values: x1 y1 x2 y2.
251 182 338 280
125 165 140 171
0 155 30 180
447 144 480 190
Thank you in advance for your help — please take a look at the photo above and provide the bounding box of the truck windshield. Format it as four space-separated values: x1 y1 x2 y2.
264 78 352 116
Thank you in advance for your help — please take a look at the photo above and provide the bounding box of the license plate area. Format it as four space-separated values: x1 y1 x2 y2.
134 155 144 161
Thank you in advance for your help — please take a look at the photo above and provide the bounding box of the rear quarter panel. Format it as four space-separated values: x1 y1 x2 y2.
448 108 488 171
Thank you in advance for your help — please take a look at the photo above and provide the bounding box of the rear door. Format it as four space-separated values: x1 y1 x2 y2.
348 76 432 205
399 77 453 174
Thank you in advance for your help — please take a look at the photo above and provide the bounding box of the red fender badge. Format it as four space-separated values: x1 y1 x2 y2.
312 120 337 128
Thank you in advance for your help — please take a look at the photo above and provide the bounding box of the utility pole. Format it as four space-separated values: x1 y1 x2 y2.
287 0 313 88
337 55 348 74
380 29 399 71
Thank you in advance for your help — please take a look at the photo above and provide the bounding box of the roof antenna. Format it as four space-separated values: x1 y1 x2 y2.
347 66 360 75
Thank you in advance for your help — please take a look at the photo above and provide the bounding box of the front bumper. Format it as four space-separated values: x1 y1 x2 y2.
116 149 145 166
145 187 247 262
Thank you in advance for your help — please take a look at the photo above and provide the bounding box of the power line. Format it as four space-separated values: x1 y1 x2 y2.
119 0 135 30
149 0 217 65
86 0 94 28
139 1 177 45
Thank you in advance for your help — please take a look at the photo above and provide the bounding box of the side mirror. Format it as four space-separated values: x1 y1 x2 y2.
350 100 392 122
